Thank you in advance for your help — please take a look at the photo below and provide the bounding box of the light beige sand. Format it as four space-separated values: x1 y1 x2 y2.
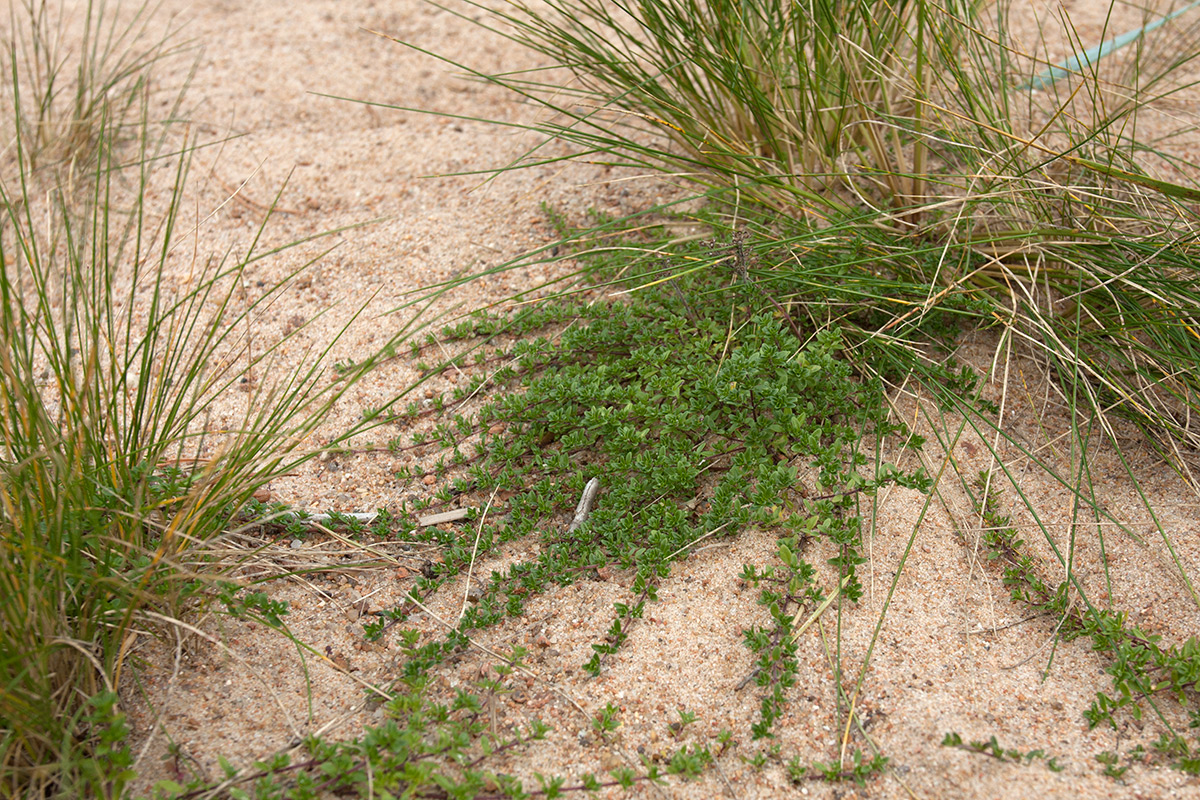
10 1 1200 797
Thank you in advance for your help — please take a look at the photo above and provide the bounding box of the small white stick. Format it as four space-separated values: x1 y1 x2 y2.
417 508 472 527
568 477 601 534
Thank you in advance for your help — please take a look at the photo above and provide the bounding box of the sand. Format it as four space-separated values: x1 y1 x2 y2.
8 0 1200 797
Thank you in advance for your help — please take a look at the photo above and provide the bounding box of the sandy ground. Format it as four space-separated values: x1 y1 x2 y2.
8 0 1200 797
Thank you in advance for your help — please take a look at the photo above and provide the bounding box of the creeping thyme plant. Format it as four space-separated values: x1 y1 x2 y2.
331 221 931 793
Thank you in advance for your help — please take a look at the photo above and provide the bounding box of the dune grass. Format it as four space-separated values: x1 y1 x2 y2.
376 0 1200 522
2 0 189 176
0 3 417 796
381 0 1200 473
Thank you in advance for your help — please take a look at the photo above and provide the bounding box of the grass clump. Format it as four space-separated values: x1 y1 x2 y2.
0 3 408 795
2 0 187 177
446 0 968 216
0 121 344 796
409 0 1200 231
376 0 1200 472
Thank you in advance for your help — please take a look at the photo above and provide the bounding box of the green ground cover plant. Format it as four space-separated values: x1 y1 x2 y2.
389 231 929 685
941 731 1065 772
146 204 1200 794
154 219 932 797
